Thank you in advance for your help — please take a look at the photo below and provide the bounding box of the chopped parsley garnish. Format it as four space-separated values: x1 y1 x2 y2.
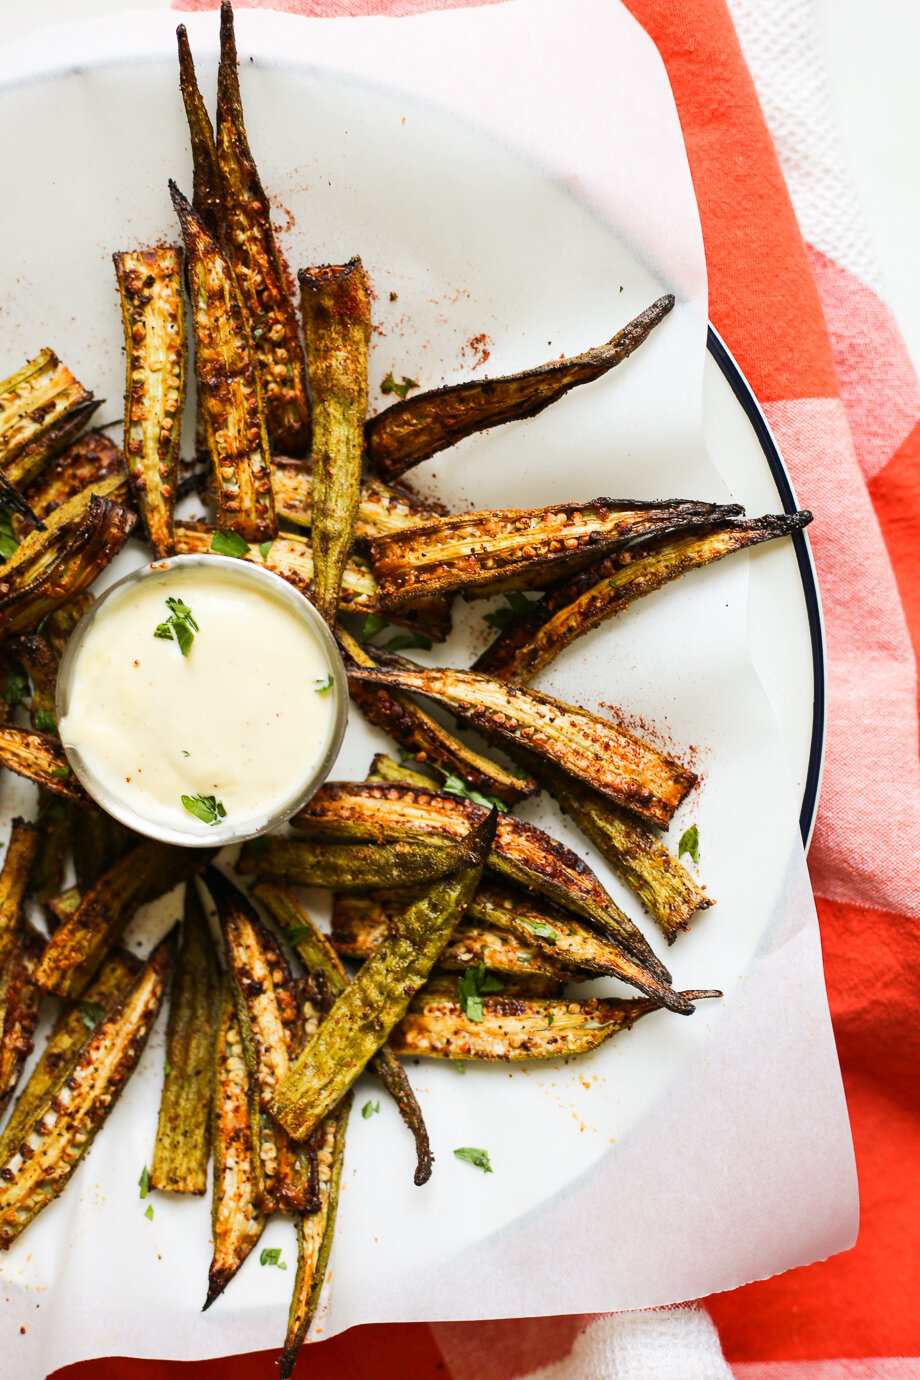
457 963 504 1023
138 1164 150 1199
379 631 432 653
0 508 19 560
678 823 700 866
181 793 227 827
389 291 398 302
546 1011 555 1027
380 372 419 400
314 674 334 694
49 764 71 778
519 918 558 944
258 540 274 560
181 749 190 757
453 1059 466 1074
260 1247 287 1269
440 773 508 813
164 1059 173 1078
210 529 250 559
360 613 387 642
144 1204 154 1220
2 662 29 707
154 596 199 657
483 590 543 631
284 924 313 944
34 709 57 734
78 999 106 1030
361 1100 380 1119
453 1146 492 1173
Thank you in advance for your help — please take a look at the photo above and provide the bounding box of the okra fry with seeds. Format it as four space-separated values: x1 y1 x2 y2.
174 520 451 639
0 926 45 1118
151 886 220 1194
390 986 721 1062
339 628 536 807
365 295 675 482
33 841 209 1000
20 430 125 526
0 947 140 1166
475 512 814 683
0 818 42 968
300 258 371 627
114 246 187 556
251 878 433 1186
0 349 94 483
293 772 690 1011
216 4 311 455
238 836 462 891
350 662 696 828
0 929 176 1251
176 24 222 233
205 979 267 1308
170 182 276 541
0 727 92 805
270 460 447 543
369 497 741 608
3 401 101 494
272 809 498 1140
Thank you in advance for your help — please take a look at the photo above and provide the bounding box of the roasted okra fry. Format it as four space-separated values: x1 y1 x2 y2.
0 727 93 804
349 662 696 828
300 258 372 627
0 817 42 969
369 497 742 607
251 878 433 1186
237 836 462 891
205 979 267 1308
390 986 721 1062
176 24 222 232
272 809 498 1141
20 431 125 526
114 246 187 556
270 460 446 543
475 511 814 683
0 349 94 485
0 926 45 1118
150 886 220 1195
170 181 276 542
216 3 311 456
365 295 675 482
0 929 176 1251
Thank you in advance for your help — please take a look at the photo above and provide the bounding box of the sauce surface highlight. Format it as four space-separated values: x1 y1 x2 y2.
59 565 337 836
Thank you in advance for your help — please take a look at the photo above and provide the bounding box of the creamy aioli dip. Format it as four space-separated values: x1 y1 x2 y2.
59 562 339 839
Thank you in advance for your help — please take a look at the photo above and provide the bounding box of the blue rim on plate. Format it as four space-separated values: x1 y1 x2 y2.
706 324 826 850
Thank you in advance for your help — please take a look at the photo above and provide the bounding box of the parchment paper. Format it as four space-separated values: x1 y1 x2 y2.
0 2 857 1374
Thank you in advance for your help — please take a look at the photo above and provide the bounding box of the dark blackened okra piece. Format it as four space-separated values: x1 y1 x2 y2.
475 512 814 684
205 979 267 1308
250 877 433 1186
114 246 187 556
271 810 497 1141
348 662 696 829
170 181 276 542
338 629 536 808
0 930 176 1251
216 4 311 456
300 258 371 628
150 886 220 1194
365 295 675 483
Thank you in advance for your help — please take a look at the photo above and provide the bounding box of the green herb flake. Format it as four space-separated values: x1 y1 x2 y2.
389 291 398 302
360 613 388 642
284 924 313 944
34 709 57 734
678 823 700 866
164 1059 173 1078
380 372 419 401
154 596 198 657
138 1164 150 1199
181 793 227 827
2 662 29 708
381 630 433 654
453 1059 466 1074
260 1247 287 1270
454 1146 492 1173
49 764 71 779
144 1204 154 1220
457 963 504 1024
314 674 334 694
79 999 106 1030
181 749 190 757
546 1011 555 1027
440 774 508 813
258 540 274 560
483 590 542 631
521 918 558 944
210 529 251 559
361 1100 380 1119
0 508 19 560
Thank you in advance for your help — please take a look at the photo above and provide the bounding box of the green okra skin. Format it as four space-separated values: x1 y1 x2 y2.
0 929 176 1251
0 349 94 483
151 886 221 1194
0 947 140 1166
0 728 93 807
71 809 137 893
365 295 675 483
216 3 311 457
205 979 267 1309
0 818 43 970
475 512 814 685
338 629 536 808
114 245 187 558
279 1091 352 1380
271 809 498 1141
251 877 434 1186
18 430 125 528
237 836 461 891
300 258 372 629
0 926 45 1119
3 401 101 494
176 24 223 234
390 986 721 1062
270 461 446 543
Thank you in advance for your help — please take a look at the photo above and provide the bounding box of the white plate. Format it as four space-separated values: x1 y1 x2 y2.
0 7 850 1371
